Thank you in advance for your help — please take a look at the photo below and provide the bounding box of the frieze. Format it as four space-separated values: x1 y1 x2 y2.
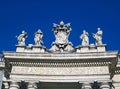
11 66 109 75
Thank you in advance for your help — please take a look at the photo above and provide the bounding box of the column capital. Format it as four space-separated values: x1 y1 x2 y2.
9 82 19 89
28 82 37 89
82 82 92 89
100 82 110 89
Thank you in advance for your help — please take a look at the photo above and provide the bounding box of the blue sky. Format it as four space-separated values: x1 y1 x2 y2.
0 0 120 53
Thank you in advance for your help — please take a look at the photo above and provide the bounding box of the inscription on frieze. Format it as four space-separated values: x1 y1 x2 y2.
11 66 109 75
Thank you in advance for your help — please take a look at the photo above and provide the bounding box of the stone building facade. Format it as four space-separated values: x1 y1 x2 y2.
0 21 120 89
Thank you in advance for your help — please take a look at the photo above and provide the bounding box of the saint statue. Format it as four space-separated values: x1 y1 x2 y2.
34 29 43 46
80 30 89 46
93 28 103 45
16 30 27 46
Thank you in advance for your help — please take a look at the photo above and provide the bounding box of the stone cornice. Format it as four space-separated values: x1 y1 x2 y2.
3 51 118 60
2 51 118 71
3 51 118 67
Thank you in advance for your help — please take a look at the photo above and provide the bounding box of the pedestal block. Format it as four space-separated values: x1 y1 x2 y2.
16 45 26 52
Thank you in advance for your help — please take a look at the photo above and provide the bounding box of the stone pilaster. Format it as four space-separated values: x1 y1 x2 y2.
9 82 19 89
28 82 37 89
100 82 111 89
81 82 92 89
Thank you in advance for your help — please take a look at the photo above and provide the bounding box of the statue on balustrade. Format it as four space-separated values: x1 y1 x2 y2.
80 30 89 46
93 28 103 45
16 30 28 46
34 29 43 46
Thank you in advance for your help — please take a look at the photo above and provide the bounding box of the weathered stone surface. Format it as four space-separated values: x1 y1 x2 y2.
11 66 109 75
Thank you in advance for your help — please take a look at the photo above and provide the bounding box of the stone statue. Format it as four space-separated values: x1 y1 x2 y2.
34 29 43 46
93 28 103 45
53 21 71 44
80 30 89 46
51 21 73 52
16 30 27 46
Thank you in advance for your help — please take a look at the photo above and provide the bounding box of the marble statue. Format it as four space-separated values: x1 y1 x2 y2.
51 21 73 52
93 28 103 45
53 21 71 44
80 30 89 46
34 29 43 46
16 30 27 46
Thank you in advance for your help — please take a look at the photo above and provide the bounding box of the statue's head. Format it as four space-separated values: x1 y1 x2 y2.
37 29 42 34
83 30 86 33
22 30 25 34
98 27 101 31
